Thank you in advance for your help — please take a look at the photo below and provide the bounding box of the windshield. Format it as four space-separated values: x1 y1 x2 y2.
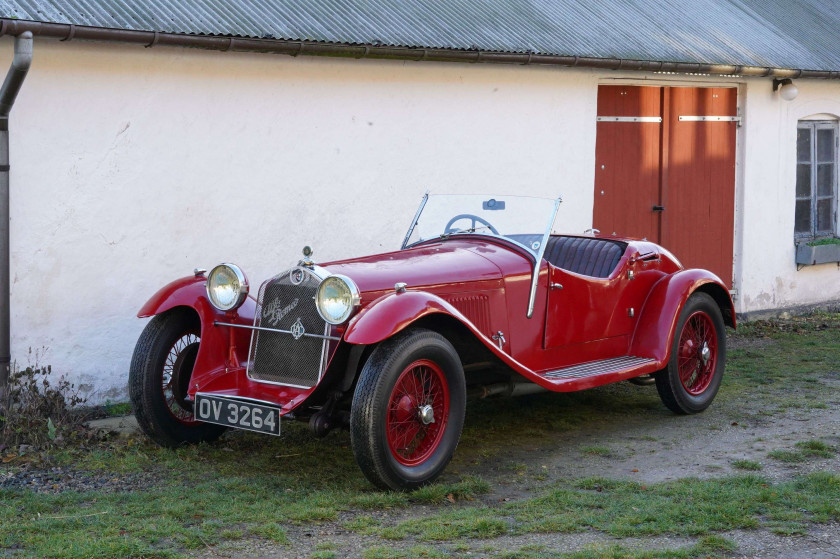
402 194 561 256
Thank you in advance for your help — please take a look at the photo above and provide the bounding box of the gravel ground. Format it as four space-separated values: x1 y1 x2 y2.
0 464 157 494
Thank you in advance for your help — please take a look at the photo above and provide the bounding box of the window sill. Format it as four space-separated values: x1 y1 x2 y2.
795 240 840 268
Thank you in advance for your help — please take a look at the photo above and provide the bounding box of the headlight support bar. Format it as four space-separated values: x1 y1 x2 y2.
214 321 341 341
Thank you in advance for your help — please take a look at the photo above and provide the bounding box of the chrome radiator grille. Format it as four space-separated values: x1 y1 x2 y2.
247 268 329 387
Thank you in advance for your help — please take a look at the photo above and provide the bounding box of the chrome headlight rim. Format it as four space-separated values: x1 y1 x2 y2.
316 274 361 325
206 263 249 312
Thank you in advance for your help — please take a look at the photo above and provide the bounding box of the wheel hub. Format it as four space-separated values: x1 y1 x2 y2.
700 342 711 366
418 404 435 425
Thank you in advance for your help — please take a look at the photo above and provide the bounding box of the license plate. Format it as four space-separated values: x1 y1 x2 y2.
194 394 281 436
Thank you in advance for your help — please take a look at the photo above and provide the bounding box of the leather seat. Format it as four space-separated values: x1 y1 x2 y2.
543 236 626 278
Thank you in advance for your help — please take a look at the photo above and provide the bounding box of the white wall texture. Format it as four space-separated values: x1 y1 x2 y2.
1 37 838 399
737 79 840 313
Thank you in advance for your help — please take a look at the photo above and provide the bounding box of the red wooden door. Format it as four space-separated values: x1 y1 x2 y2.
593 85 662 241
661 87 737 286
592 85 737 287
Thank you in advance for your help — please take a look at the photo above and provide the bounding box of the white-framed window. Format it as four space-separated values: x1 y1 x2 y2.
795 121 838 239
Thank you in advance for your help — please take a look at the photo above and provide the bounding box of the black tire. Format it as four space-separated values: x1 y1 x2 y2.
129 309 226 447
655 292 726 414
350 328 466 490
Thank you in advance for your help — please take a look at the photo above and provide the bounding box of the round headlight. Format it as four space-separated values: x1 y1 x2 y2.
206 263 249 312
316 275 361 324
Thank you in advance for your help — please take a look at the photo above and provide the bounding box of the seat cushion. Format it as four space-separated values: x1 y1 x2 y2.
543 236 627 278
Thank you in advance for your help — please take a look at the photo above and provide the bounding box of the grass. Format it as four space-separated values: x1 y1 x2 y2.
2 312 839 558
361 473 840 542
731 459 762 471
498 536 736 558
767 440 836 463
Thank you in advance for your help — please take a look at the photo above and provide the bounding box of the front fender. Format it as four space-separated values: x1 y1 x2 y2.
344 291 473 345
630 269 735 363
137 275 256 379
138 276 208 318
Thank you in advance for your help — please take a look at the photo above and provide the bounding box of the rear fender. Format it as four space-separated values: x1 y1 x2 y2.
630 270 735 363
344 291 536 378
137 275 256 379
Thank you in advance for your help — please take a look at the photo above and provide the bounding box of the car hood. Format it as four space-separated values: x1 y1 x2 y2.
321 241 505 294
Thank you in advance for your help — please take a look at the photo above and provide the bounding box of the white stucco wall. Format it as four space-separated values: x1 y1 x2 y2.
738 79 840 313
1 38 600 401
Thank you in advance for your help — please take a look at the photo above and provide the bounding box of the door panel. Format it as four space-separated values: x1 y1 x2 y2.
593 86 662 241
543 265 622 349
661 87 737 287
592 85 737 287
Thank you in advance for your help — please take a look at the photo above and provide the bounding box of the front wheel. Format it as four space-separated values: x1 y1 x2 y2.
129 309 227 447
350 329 466 490
655 292 726 414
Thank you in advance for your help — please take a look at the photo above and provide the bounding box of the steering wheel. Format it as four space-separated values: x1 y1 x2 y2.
444 214 500 235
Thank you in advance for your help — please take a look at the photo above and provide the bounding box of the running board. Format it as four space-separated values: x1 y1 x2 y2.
538 356 659 392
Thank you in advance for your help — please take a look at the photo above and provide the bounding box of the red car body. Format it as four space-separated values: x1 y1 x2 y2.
132 196 734 489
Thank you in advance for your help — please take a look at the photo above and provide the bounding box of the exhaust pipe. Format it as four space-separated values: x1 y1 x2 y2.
469 380 547 400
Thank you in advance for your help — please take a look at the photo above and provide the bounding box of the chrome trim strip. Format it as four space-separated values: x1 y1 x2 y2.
215 320 341 341
527 196 562 318
401 190 430 249
678 115 741 122
596 116 662 123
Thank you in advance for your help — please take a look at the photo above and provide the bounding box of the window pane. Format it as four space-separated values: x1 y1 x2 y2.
797 127 811 162
817 163 834 196
817 128 835 162
797 163 812 197
795 199 811 234
817 198 833 233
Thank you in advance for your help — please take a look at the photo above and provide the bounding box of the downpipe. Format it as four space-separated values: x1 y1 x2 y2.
0 32 32 420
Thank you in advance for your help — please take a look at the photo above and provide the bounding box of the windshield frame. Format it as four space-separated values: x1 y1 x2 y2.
401 192 562 319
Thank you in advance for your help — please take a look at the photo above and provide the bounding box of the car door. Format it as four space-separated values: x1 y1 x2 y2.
543 264 624 350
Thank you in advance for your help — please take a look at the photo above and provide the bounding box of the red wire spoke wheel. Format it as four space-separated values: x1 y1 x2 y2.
676 312 718 396
386 359 450 466
351 329 466 490
130 310 226 447
655 292 726 415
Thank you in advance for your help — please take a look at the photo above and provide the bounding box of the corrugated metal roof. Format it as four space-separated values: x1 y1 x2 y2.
1 0 838 72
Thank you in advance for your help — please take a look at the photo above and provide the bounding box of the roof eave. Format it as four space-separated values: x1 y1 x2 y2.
3 19 839 80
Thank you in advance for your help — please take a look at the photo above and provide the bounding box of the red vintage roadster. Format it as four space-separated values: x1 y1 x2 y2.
130 194 734 489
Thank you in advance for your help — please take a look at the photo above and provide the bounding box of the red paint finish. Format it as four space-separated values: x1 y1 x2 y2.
593 85 738 287
323 241 504 294
629 269 733 363
137 232 734 417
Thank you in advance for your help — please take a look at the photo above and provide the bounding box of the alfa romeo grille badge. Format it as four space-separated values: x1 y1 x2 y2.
290 317 305 340
290 268 306 285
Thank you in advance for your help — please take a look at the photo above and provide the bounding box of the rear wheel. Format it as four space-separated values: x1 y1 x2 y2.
129 310 226 447
350 329 466 490
655 292 726 414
